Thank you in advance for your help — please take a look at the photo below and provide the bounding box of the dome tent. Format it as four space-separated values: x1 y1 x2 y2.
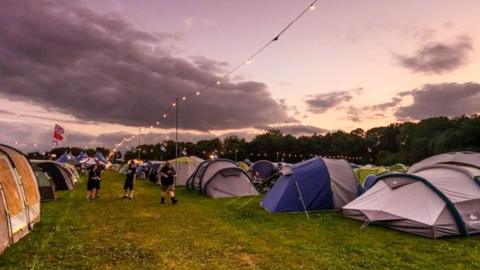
343 152 480 238
187 159 258 198
30 160 74 190
248 160 277 179
168 156 204 186
261 157 360 213
32 165 56 201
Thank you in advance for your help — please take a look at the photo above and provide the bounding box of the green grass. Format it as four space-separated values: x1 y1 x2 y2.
0 171 479 269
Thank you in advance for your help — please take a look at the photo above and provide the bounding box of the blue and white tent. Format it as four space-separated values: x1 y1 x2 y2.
75 151 89 163
94 152 108 164
56 152 78 165
261 157 360 212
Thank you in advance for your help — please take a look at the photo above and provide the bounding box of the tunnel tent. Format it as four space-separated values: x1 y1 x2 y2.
0 144 41 228
0 144 42 254
202 167 259 198
261 157 360 213
186 159 238 191
169 156 204 186
30 160 74 190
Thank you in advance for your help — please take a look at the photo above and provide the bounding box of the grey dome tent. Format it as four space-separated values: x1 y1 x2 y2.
343 152 480 238
187 159 258 198
0 144 41 254
30 160 74 190
32 165 56 201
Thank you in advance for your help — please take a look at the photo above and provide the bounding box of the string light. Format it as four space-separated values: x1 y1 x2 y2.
111 0 318 150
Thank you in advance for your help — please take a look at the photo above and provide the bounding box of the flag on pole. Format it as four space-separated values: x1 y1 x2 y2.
52 124 65 147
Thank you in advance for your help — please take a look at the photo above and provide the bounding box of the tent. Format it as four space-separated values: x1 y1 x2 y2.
186 159 238 191
362 174 378 191
248 160 277 179
56 152 79 165
94 152 108 164
389 163 408 173
32 166 56 201
169 156 204 186
202 167 258 198
408 151 480 173
186 159 258 198
0 144 41 254
62 163 79 184
343 152 480 238
354 166 387 184
237 161 249 172
75 151 89 163
30 160 74 190
261 157 360 213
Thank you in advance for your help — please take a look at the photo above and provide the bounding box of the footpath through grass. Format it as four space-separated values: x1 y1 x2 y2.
0 171 479 269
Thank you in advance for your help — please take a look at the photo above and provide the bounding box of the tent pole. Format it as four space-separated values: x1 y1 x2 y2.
174 97 179 186
293 174 310 220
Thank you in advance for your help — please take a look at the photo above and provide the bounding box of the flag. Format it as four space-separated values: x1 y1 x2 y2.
53 124 65 141
52 124 65 147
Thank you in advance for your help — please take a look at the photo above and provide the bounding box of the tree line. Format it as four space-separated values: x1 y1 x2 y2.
31 115 480 166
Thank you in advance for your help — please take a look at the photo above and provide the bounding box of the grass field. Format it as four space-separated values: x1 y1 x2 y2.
0 171 479 269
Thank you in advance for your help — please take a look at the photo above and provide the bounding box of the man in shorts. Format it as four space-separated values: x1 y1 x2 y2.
123 161 136 199
159 161 178 204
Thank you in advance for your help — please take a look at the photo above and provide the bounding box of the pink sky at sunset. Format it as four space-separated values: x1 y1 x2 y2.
0 0 479 152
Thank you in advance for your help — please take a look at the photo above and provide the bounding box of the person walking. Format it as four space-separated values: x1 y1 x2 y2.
86 162 102 201
159 161 178 205
123 161 136 199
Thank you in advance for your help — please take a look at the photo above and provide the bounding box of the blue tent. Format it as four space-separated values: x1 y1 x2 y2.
56 152 78 164
94 152 108 164
248 160 276 179
75 151 88 163
362 174 378 191
261 157 359 212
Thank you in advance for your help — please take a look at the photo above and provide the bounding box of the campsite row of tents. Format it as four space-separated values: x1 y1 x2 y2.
180 151 480 239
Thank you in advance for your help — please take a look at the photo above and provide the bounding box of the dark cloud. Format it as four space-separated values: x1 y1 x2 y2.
0 0 292 131
344 106 362 122
254 124 328 136
305 88 363 114
395 82 480 120
395 36 473 74
367 97 403 111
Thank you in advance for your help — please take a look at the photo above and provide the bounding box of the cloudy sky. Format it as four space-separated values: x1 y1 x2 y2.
1 0 479 152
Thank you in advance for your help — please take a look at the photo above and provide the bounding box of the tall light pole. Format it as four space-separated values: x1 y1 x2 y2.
174 97 179 185
137 127 141 160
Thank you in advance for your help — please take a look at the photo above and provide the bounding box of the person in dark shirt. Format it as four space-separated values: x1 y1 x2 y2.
123 161 136 199
159 161 178 204
86 163 102 202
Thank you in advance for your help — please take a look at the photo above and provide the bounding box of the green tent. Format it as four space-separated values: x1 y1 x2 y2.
354 166 387 184
33 166 56 201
